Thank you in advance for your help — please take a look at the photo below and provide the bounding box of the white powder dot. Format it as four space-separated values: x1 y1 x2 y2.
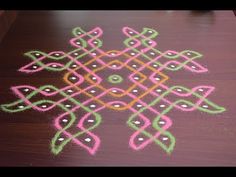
74 52 79 56
181 104 188 108
134 77 139 80
58 138 64 141
150 52 155 56
132 64 137 68
76 42 80 45
162 137 168 141
130 41 135 45
132 89 138 93
55 53 60 56
65 104 71 108
93 41 98 44
176 88 182 92
32 65 38 69
35 53 40 56
18 105 24 109
113 104 120 108
138 137 144 141
134 121 141 125
85 138 91 142
156 89 162 92
67 89 73 93
153 64 158 67
187 52 191 56
148 41 152 44
52 64 58 68
112 64 117 68
71 64 77 68
24 88 29 92
62 119 68 123
41 105 47 108
92 77 97 80
92 64 97 68
202 105 208 108
112 89 117 93
110 52 116 56
148 30 153 33
160 104 165 108
136 104 142 108
130 52 136 56
45 88 51 92
70 76 77 80
88 119 94 123
155 77 160 81
90 104 96 108
198 88 204 92
129 31 134 34
170 65 175 68
167 52 172 55
191 66 196 69
90 90 96 93
92 53 96 56
159 121 165 125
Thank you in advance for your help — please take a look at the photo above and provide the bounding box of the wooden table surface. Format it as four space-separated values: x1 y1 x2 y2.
0 10 236 166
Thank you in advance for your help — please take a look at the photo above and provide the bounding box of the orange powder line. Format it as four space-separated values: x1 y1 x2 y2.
63 50 169 110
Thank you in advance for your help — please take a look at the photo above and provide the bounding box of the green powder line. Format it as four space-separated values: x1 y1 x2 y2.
123 27 203 71
0 85 102 155
24 27 103 72
0 27 226 155
127 85 226 154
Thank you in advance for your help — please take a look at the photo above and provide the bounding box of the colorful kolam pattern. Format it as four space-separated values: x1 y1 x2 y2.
0 27 226 155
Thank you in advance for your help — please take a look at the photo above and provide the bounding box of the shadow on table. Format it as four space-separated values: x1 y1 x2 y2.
187 10 216 26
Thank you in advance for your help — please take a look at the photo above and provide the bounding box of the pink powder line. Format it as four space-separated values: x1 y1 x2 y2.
19 27 207 79
19 51 67 73
70 27 207 74
54 85 173 152
69 27 156 66
156 50 208 73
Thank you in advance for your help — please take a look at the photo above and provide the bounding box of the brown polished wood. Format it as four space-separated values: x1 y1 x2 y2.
0 10 236 166
0 10 18 43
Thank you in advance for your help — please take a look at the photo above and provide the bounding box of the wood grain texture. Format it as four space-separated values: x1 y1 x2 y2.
0 10 236 166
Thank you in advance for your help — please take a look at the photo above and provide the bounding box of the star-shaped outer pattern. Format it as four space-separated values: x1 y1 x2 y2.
0 27 226 155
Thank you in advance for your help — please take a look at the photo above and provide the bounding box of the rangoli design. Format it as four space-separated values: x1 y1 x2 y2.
1 27 226 155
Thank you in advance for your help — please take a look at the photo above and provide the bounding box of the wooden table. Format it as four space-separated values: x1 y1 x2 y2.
0 10 235 166
0 11 18 42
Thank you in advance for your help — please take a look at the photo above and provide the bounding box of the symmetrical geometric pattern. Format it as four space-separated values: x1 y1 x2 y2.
1 27 226 155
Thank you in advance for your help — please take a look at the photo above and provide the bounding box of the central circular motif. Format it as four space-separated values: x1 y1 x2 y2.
107 74 123 84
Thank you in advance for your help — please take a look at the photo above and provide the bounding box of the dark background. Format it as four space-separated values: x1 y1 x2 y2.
0 11 235 166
